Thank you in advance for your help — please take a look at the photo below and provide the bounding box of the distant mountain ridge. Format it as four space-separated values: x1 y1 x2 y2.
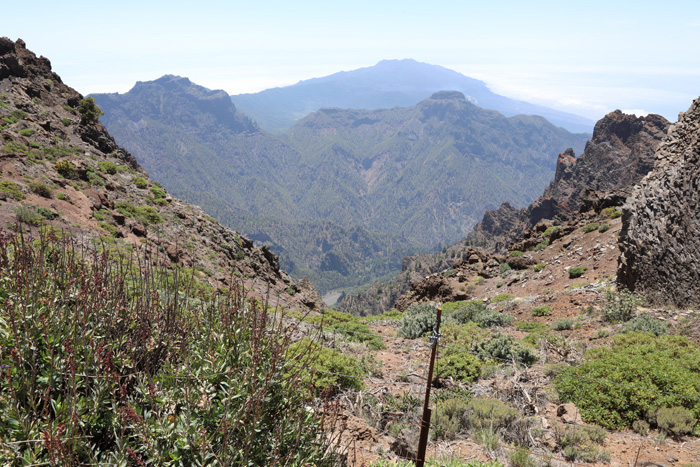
232 59 595 133
93 78 589 294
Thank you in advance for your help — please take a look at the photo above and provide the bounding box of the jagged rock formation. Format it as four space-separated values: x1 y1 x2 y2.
0 37 314 310
466 110 670 253
618 98 700 308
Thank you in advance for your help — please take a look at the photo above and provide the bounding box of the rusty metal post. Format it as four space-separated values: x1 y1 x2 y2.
416 306 442 467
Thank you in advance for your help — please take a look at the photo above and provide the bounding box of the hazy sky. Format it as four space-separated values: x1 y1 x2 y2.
4 0 699 122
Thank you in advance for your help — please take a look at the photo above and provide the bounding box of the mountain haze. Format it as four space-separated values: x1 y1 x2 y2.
93 79 589 294
232 59 595 133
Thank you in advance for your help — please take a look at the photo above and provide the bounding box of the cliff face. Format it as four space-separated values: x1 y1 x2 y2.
618 98 700 307
0 38 320 310
466 111 670 253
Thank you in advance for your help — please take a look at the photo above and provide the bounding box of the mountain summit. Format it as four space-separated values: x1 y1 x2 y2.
231 59 595 133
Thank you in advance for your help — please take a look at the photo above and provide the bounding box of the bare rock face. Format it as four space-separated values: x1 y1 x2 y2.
466 111 669 253
618 98 700 308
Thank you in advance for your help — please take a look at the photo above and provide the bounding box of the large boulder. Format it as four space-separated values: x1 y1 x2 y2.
618 98 700 308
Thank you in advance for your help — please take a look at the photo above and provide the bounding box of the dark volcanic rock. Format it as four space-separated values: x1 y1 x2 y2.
466 111 670 253
618 98 700 308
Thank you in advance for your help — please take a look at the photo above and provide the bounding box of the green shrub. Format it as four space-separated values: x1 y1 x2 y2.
28 181 53 198
499 263 511 275
55 159 77 178
509 448 535 467
530 305 551 317
439 352 482 383
11 109 27 120
655 406 695 438
150 185 167 199
97 160 118 174
532 239 549 251
77 96 104 123
364 309 403 322
515 321 547 333
602 289 644 323
509 250 523 257
13 206 44 226
472 333 538 366
598 223 610 233
0 180 25 200
555 332 700 430
399 303 437 338
56 192 68 201
61 117 72 126
583 222 599 233
441 322 488 348
287 338 364 395
601 207 622 218
568 266 587 279
632 419 650 435
552 318 574 331
542 225 560 237
445 300 511 328
622 314 667 336
99 222 119 237
491 293 514 303
433 398 471 440
533 262 546 272
19 128 35 137
36 207 57 220
133 176 148 188
308 310 385 350
0 232 341 465
135 205 163 224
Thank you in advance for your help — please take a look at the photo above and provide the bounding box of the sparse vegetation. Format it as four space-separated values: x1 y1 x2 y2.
97 160 118 174
509 250 523 257
598 223 610 233
601 206 622 218
621 313 667 336
533 262 546 272
19 128 35 137
552 318 574 331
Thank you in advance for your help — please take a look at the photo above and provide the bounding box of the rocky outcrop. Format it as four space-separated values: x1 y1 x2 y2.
466 111 670 253
618 98 700 308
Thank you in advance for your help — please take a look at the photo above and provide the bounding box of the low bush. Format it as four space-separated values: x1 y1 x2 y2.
533 262 546 272
655 406 695 439
530 305 551 317
532 239 549 251
150 185 167 199
555 332 700 430
515 321 547 333
399 303 437 338
622 314 667 336
19 128 35 137
499 262 511 275
598 223 610 233
133 176 148 188
439 352 482 383
446 300 512 328
542 225 560 237
583 222 599 233
36 206 58 220
14 205 45 226
97 160 118 174
568 266 587 278
55 159 77 178
602 289 644 323
601 207 622 218
0 180 25 200
472 333 538 366
29 181 53 198
287 338 365 395
134 205 163 224
308 310 385 350
552 318 574 331
509 250 523 257
491 293 514 303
